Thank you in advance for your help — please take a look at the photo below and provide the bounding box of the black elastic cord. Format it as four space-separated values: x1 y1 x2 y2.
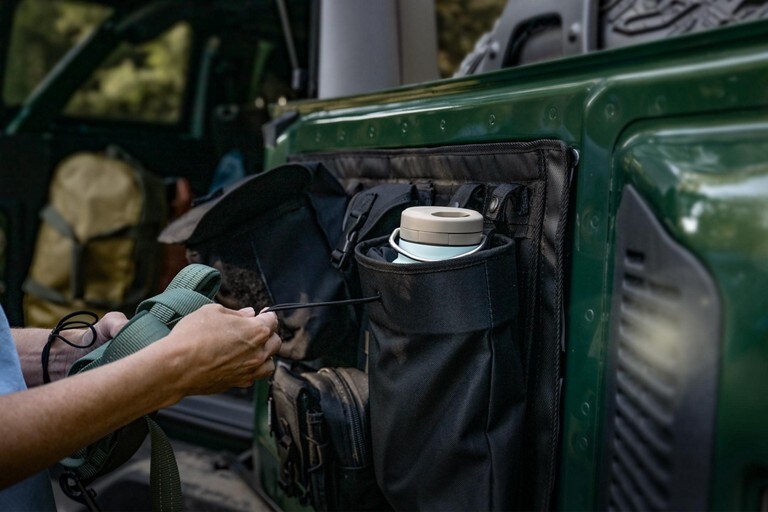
41 310 99 384
264 295 381 313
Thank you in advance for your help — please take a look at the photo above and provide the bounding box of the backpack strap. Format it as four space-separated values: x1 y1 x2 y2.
485 183 526 222
61 264 221 512
448 182 485 209
38 204 87 300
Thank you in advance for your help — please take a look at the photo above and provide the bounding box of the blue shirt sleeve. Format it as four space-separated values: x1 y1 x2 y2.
0 306 57 511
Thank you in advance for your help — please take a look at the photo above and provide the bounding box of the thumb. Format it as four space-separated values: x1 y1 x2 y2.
237 307 256 317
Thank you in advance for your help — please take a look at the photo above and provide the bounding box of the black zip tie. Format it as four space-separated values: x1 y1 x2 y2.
263 295 380 313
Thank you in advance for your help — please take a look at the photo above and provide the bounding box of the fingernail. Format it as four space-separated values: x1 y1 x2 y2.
239 307 256 316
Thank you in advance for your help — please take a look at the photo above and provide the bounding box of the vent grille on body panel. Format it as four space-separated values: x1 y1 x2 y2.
609 249 681 512
601 186 721 512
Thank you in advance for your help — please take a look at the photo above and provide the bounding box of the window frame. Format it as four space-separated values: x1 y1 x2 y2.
1 0 203 135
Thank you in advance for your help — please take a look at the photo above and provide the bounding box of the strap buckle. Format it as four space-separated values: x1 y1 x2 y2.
331 204 371 270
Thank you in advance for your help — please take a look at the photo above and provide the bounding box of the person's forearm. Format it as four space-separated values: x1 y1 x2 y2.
0 305 279 489
0 338 186 489
12 327 89 388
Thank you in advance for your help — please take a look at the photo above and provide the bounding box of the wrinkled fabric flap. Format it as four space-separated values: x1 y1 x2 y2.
158 162 314 245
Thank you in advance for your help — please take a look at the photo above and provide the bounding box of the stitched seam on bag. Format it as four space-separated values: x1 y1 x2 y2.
520 148 548 510
291 140 565 162
542 149 562 509
546 147 570 508
538 147 563 510
535 147 556 510
483 259 495 511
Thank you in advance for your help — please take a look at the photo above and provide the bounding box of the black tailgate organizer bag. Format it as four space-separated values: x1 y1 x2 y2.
355 234 523 511
293 139 575 510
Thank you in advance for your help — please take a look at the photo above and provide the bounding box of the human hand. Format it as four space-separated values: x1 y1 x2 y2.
162 304 281 396
46 311 129 382
82 311 130 348
63 311 129 372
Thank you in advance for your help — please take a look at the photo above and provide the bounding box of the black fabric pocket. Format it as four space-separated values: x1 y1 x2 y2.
270 365 391 512
305 368 391 512
355 234 526 511
270 366 315 500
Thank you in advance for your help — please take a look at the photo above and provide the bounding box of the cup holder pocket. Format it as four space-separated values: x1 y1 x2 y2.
355 233 526 511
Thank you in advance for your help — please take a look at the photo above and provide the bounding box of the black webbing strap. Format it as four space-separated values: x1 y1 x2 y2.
331 183 419 270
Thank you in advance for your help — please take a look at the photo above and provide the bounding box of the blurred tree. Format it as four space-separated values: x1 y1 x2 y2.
3 0 110 105
3 0 190 124
64 23 191 123
5 0 508 118
435 0 507 78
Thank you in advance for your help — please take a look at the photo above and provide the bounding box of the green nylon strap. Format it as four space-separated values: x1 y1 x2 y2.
71 311 170 374
68 341 109 375
165 263 221 298
147 417 183 512
69 264 220 375
137 288 215 326
61 441 111 480
62 264 221 512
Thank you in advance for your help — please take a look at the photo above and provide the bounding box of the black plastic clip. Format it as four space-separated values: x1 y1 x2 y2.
332 228 360 270
331 193 376 270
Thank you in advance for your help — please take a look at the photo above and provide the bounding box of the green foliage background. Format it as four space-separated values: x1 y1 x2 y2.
4 0 189 124
436 0 507 77
3 0 507 121
64 24 190 123
3 0 109 105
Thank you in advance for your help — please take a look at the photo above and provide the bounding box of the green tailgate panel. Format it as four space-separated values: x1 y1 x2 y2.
261 20 768 511
615 114 768 510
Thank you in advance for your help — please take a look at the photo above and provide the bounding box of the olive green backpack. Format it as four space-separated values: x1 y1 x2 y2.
23 146 167 327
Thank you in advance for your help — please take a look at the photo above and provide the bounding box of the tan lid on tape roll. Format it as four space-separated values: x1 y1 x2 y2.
399 206 483 246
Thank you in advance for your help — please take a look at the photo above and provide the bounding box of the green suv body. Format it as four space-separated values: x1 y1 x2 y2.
262 19 768 511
